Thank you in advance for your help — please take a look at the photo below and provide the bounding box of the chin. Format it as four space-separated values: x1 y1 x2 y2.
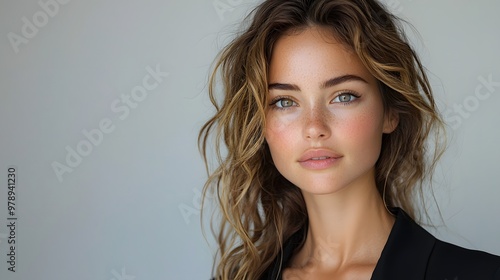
294 178 349 196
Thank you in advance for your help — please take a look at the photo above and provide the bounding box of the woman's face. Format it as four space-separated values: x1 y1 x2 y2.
265 26 397 195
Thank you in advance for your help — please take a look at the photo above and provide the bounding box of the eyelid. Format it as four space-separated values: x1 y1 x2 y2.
269 95 296 105
331 90 360 103
269 95 298 110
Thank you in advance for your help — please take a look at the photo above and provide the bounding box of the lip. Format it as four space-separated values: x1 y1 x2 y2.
298 149 342 170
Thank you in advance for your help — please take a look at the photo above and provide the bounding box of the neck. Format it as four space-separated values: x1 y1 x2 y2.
292 173 395 269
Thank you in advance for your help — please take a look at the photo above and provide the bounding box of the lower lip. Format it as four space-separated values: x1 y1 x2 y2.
299 157 341 170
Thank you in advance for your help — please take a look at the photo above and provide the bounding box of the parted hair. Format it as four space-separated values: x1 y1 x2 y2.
198 0 445 279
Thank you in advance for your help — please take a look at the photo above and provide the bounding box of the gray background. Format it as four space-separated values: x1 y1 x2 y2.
0 0 499 279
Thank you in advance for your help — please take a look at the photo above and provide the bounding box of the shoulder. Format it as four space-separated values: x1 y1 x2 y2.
427 239 500 279
372 208 500 280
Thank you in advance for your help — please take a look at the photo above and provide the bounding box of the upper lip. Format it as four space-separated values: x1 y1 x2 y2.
298 149 342 162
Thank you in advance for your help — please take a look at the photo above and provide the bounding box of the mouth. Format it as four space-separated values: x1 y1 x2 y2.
298 149 342 162
309 156 332 160
298 149 342 169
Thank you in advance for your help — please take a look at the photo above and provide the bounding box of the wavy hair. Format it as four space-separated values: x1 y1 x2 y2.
198 0 445 279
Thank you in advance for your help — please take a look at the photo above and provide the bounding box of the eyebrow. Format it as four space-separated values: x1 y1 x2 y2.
268 74 368 91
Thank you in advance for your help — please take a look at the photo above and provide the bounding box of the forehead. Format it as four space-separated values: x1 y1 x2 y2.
269 26 375 85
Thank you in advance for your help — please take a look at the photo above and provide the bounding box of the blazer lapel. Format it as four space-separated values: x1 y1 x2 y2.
261 228 305 280
371 208 436 280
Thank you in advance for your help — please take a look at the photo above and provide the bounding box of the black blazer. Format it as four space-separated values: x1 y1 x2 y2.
261 208 500 279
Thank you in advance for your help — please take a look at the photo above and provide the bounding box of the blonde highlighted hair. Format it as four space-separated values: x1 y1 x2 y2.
199 0 445 279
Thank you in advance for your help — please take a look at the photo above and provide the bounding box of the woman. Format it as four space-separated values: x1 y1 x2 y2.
199 0 500 279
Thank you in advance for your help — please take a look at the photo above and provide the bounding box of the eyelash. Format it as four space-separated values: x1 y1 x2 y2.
269 96 297 110
333 91 360 105
269 91 361 110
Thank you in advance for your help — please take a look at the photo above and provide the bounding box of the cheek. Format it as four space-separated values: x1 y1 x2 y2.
265 114 298 161
337 109 385 155
266 116 290 148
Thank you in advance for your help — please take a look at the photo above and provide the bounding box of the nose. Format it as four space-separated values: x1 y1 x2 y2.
304 107 332 140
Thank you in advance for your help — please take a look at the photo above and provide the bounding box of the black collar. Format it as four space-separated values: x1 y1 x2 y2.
262 208 436 280
371 208 435 279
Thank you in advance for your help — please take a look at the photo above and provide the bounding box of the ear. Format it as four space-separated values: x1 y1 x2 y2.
383 109 399 134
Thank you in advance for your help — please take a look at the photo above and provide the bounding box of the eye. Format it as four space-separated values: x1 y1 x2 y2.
272 98 297 109
332 92 359 104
